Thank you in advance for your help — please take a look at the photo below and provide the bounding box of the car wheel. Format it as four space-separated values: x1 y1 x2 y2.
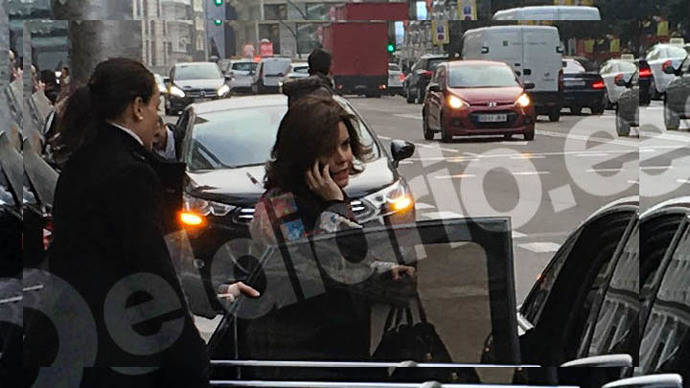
548 109 560 122
524 130 535 141
570 105 582 115
440 114 451 143
406 87 415 103
615 107 630 137
423 110 434 140
415 86 424 104
590 104 604 115
664 98 680 131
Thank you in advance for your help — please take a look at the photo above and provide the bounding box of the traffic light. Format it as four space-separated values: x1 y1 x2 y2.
213 19 222 26
387 43 395 53
213 0 223 6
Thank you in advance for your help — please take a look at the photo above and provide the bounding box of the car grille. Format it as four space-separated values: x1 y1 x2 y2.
185 88 217 98
470 101 514 107
232 200 375 226
468 111 519 129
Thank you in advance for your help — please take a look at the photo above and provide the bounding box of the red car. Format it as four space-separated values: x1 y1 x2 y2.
422 60 536 142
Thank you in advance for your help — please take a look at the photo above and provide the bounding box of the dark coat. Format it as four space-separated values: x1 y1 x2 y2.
282 73 335 106
43 123 208 387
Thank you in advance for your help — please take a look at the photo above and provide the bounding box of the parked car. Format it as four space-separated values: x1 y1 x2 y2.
562 57 606 114
615 70 639 137
422 60 536 142
387 63 405 96
663 55 690 131
645 43 688 100
404 54 446 104
171 94 416 318
251 57 291 94
165 62 229 115
599 59 638 109
285 62 309 80
222 59 257 94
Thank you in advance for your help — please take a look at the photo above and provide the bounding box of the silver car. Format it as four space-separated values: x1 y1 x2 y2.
223 59 257 94
387 63 404 96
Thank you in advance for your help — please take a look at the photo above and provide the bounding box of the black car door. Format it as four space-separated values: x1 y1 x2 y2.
518 205 637 365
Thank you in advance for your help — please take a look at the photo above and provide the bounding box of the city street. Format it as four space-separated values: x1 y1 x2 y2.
189 96 690 340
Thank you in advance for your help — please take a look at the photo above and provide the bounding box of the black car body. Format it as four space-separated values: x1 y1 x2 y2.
615 72 639 137
165 62 230 115
0 132 22 278
561 57 606 115
172 94 416 318
664 56 690 131
405 54 447 104
482 196 690 386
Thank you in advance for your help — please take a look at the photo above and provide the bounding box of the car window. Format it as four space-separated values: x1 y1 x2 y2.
599 63 611 74
647 49 659 60
186 103 380 171
261 59 291 76
584 219 639 359
292 65 309 74
448 65 519 88
667 46 688 59
175 63 222 80
389 64 401 72
639 222 690 376
564 60 586 74
232 62 257 72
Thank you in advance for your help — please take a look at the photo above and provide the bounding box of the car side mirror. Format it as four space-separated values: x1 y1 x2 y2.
224 74 232 81
523 82 535 90
163 77 170 84
560 354 633 368
602 374 683 388
427 83 441 93
391 140 415 167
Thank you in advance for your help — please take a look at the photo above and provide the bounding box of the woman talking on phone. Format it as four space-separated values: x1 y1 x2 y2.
246 95 414 369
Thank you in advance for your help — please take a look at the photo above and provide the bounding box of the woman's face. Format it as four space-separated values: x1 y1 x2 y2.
319 121 353 188
132 85 161 150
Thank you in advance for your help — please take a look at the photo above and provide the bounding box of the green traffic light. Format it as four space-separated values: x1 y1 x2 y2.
387 44 395 52
214 19 222 25
214 0 223 5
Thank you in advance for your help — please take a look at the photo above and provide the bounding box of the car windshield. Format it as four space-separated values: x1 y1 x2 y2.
186 103 379 171
389 64 401 72
175 63 221 80
667 45 688 58
232 62 256 72
618 61 637 73
449 65 518 88
428 58 445 71
564 60 586 74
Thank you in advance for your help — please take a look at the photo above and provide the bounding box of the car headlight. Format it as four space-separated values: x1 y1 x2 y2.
447 95 468 109
217 84 230 97
362 180 415 219
180 193 236 227
516 93 531 108
169 85 185 98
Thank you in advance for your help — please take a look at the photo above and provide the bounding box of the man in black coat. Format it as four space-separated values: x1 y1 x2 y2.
282 48 335 107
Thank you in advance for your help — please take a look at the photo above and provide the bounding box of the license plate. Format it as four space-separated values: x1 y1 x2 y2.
196 98 211 102
564 80 585 87
478 114 508 122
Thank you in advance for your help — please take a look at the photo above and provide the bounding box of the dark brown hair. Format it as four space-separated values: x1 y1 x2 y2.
55 57 155 156
265 95 373 194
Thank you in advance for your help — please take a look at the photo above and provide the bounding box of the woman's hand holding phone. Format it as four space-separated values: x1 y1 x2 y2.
305 161 344 202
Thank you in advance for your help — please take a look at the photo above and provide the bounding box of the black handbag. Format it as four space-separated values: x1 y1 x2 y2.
372 295 480 383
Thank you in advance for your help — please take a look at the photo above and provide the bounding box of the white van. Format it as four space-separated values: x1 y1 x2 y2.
251 57 292 94
462 25 564 121
492 5 601 21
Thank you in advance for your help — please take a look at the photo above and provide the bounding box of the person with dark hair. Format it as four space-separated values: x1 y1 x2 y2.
281 48 335 106
39 57 258 387
39 69 60 104
247 96 413 368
